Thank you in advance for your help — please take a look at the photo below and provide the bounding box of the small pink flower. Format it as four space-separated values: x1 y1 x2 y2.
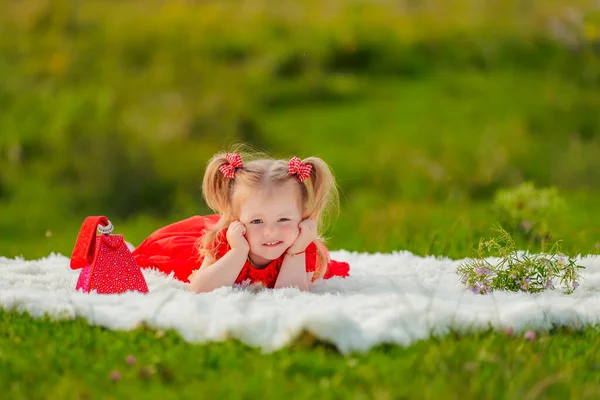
126 355 136 365
505 326 514 335
524 330 536 341
110 370 121 382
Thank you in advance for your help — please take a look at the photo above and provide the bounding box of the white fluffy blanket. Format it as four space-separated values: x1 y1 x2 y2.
1 251 600 353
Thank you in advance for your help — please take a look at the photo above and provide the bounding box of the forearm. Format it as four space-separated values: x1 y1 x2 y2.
188 248 248 293
274 254 310 290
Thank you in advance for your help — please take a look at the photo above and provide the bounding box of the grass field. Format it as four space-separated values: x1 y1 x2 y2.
3 311 600 400
1 1 600 398
2 74 600 399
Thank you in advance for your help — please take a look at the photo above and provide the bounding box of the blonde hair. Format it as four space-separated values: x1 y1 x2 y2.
198 146 339 279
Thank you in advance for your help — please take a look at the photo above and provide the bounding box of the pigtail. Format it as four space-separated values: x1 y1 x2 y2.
300 156 339 224
202 152 237 214
297 157 340 279
197 152 239 264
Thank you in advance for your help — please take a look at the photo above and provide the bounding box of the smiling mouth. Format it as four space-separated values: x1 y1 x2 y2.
263 241 283 247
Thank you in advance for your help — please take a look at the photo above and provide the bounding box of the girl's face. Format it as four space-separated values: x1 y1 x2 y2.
238 181 303 268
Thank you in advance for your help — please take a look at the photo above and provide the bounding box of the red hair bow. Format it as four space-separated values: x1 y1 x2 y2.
288 157 312 182
219 153 244 179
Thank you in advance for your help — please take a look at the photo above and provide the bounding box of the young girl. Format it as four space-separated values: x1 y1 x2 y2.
132 150 350 293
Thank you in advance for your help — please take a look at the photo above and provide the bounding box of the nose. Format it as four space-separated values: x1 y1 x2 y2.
263 223 276 236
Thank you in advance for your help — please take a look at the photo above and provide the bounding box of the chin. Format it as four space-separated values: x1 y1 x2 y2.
263 250 286 260
253 247 286 261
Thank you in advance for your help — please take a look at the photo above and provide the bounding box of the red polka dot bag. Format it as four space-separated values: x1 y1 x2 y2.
70 216 149 294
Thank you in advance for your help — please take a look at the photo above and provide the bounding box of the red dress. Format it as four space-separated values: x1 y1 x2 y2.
132 215 350 288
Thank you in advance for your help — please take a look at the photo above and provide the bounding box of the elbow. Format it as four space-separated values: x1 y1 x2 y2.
299 278 311 291
274 278 310 291
189 278 231 293
288 283 309 291
187 282 208 293
187 268 236 293
187 277 218 294
189 283 223 294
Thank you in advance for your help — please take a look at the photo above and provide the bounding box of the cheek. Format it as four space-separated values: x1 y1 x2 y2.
244 226 260 242
281 224 299 239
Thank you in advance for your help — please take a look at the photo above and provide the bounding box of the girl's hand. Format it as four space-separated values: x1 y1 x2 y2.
287 218 317 254
226 221 250 253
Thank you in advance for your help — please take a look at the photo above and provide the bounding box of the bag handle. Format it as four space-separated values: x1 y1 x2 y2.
70 216 111 270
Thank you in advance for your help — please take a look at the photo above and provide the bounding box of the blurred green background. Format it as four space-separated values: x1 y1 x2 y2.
1 0 599 259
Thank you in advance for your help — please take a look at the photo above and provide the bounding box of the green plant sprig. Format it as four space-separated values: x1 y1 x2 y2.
457 224 584 295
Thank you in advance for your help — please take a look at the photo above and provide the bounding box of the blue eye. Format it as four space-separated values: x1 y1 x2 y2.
250 219 263 224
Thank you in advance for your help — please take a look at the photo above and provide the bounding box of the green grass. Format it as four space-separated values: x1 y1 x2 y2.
3 193 599 261
2 72 600 399
1 188 599 399
3 71 599 259
1 0 599 221
2 76 600 399
1 1 600 397
2 312 600 399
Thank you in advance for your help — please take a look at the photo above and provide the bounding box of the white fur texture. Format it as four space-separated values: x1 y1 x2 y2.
1 251 599 353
